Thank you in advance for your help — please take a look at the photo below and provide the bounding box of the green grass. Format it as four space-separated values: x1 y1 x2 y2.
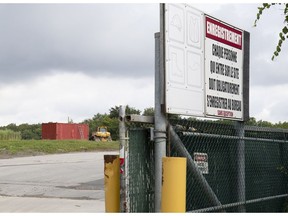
0 129 21 141
0 140 119 158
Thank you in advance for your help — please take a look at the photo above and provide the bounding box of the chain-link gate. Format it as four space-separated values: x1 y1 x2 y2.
123 116 288 212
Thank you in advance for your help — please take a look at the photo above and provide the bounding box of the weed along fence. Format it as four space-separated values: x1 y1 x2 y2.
112 114 288 213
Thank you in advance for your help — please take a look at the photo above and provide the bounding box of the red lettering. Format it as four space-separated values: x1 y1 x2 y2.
217 110 233 117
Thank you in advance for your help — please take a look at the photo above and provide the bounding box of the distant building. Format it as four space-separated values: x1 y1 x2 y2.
42 123 89 140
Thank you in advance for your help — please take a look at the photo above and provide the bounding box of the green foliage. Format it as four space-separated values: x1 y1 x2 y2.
245 117 257 126
244 117 288 129
5 123 18 131
19 124 41 139
253 3 274 27
142 107 154 116
109 105 141 118
214 117 288 129
82 113 119 140
0 140 119 157
83 105 141 140
168 114 181 120
274 121 288 129
4 104 288 142
254 3 288 60
0 124 41 140
245 117 272 127
0 129 21 140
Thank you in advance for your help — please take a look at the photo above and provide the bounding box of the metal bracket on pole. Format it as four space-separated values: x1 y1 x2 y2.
125 114 154 124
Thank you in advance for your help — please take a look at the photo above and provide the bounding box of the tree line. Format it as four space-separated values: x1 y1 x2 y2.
0 123 41 140
1 105 288 140
0 105 153 140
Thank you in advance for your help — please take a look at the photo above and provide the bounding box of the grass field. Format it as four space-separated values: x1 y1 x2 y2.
0 139 119 158
0 129 21 141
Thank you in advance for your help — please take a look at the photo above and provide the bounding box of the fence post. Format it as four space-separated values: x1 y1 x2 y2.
154 31 167 212
235 121 246 212
119 105 128 212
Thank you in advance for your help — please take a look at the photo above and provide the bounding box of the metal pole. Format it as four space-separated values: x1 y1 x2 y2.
235 121 246 212
154 32 167 212
119 105 127 212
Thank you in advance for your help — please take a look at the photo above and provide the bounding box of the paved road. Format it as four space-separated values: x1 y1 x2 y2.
0 151 118 213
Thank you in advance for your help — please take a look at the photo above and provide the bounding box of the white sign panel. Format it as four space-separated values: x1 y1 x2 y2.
193 152 208 174
163 4 245 120
165 4 205 116
205 16 243 120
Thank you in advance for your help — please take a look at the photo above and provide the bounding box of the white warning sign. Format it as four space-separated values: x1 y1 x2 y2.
194 152 208 174
205 16 243 120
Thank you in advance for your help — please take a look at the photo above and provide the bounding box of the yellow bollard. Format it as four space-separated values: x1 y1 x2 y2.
104 155 120 212
161 157 187 212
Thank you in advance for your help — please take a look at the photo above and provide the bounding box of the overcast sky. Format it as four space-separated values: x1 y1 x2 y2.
0 3 288 126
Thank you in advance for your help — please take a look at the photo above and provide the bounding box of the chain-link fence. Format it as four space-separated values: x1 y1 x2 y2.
125 118 288 212
127 128 155 212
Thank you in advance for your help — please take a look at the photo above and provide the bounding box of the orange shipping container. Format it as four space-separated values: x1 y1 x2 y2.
42 123 89 140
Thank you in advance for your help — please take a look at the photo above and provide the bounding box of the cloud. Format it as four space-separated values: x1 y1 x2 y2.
251 84 288 123
0 71 154 126
0 4 159 84
1 3 288 125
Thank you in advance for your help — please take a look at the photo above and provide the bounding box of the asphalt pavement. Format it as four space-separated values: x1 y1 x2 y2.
0 151 118 213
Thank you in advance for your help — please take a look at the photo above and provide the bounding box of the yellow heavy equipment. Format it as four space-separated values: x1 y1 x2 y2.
90 126 112 142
